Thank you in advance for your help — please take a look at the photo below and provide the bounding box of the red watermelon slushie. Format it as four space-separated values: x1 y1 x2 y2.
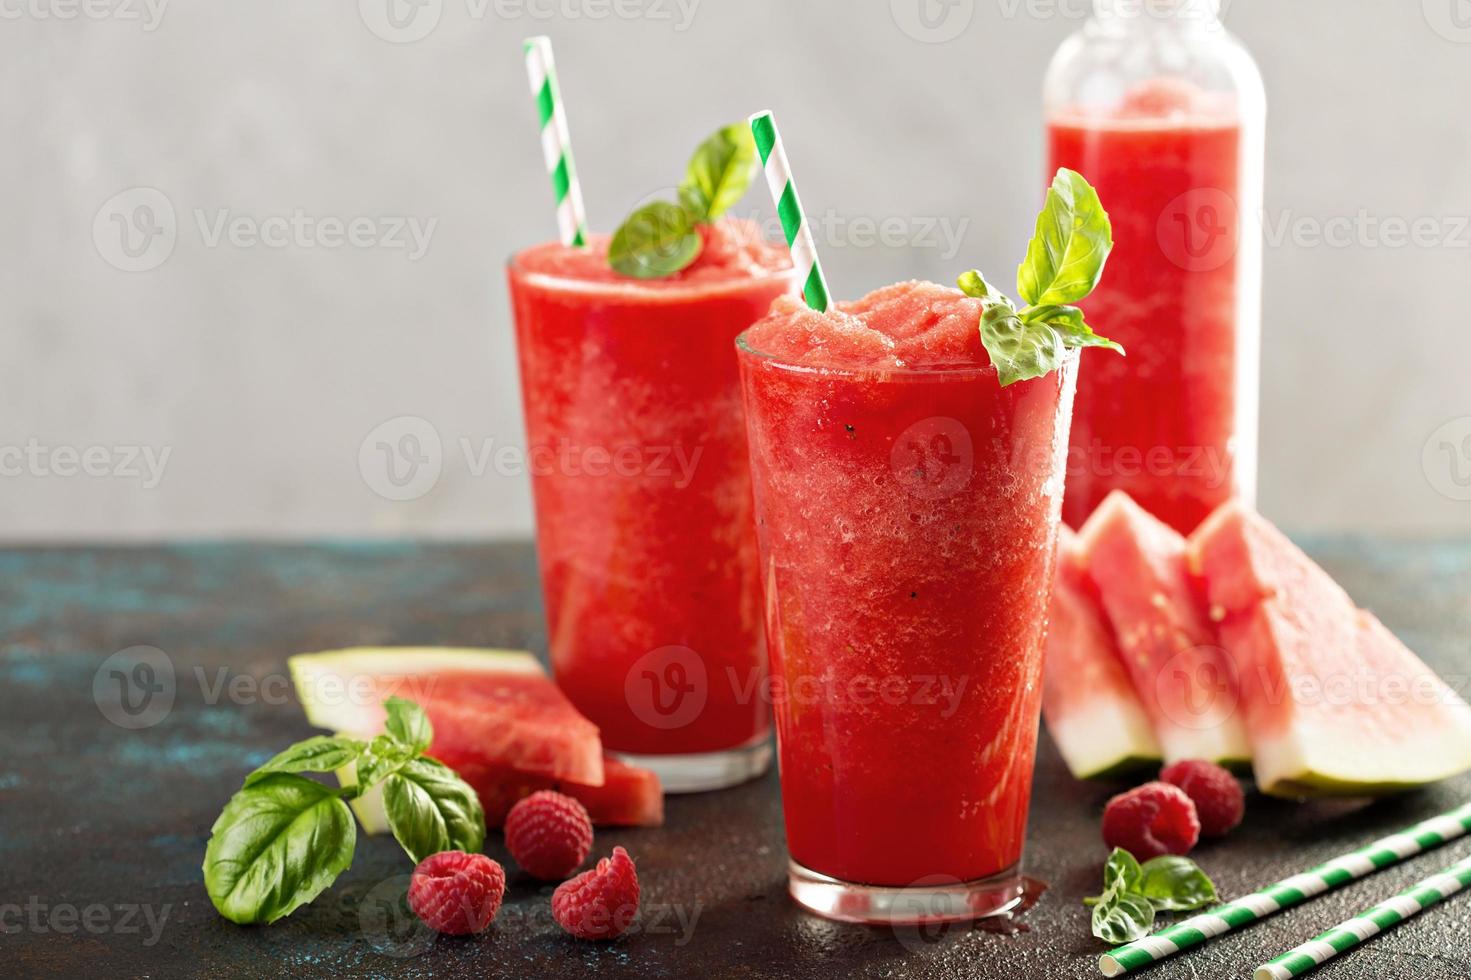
1049 79 1261 533
508 219 798 791
737 281 1076 922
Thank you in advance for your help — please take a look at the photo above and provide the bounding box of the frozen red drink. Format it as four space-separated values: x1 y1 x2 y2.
738 281 1077 922
508 219 797 791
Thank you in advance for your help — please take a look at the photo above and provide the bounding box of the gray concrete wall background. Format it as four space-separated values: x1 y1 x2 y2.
6 0 1471 539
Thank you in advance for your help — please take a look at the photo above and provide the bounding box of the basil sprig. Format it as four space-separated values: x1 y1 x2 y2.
1085 848 1220 946
608 122 757 279
203 697 485 925
957 168 1123 386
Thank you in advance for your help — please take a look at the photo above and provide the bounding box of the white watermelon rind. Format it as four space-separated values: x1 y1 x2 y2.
1045 698 1162 780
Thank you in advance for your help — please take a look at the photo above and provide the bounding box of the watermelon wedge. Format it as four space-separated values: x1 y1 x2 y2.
1042 526 1162 779
288 648 662 827
1189 501 1471 797
1076 491 1252 767
341 752 664 829
288 647 603 785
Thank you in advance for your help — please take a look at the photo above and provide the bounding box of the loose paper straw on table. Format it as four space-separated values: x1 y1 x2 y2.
1254 853 1471 980
1099 801 1471 977
522 36 588 247
748 110 830 313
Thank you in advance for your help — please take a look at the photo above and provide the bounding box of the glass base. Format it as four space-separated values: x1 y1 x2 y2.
615 736 773 794
787 860 1024 925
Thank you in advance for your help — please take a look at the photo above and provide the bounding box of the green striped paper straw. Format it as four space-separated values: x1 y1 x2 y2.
1099 801 1471 977
748 110 831 312
1255 853 1471 980
522 36 588 247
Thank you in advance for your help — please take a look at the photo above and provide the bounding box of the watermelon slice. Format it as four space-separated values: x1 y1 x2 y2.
1042 526 1162 779
288 647 603 785
1189 501 1471 796
341 752 664 829
287 648 661 827
1076 491 1252 766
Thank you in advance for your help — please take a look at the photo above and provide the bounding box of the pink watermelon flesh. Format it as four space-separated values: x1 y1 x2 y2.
1077 490 1251 765
1042 526 1162 778
1190 500 1471 796
364 669 604 786
455 753 664 828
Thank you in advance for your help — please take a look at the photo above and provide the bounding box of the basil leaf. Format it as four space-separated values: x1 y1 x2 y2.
679 123 756 223
203 773 356 925
353 734 416 794
608 201 703 279
243 736 365 787
1025 304 1124 354
1140 856 1219 911
956 269 998 299
382 757 486 864
980 298 1063 387
1091 888 1156 945
1017 168 1113 307
383 697 432 754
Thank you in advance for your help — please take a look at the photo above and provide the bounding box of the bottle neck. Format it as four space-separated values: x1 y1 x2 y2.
1092 0 1222 29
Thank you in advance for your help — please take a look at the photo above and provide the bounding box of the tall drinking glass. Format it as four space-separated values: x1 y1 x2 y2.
507 221 799 791
737 282 1077 922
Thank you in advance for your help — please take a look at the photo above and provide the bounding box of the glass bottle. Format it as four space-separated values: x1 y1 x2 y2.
1045 0 1265 533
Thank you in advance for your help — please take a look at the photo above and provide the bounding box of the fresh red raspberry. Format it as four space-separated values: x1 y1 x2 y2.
1161 759 1245 837
406 850 506 935
505 790 594 881
551 846 640 940
1102 781 1201 860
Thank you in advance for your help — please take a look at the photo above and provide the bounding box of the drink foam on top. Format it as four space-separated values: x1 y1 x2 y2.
515 218 791 286
741 280 989 372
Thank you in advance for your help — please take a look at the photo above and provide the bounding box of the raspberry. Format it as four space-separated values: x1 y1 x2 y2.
1161 759 1245 837
406 850 506 935
505 790 594 881
1102 781 1201 860
551 846 640 940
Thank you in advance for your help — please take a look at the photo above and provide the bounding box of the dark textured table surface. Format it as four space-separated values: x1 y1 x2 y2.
4 538 1471 980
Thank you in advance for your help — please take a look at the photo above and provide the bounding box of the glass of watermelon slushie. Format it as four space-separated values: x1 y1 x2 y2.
737 281 1077 923
507 219 799 792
